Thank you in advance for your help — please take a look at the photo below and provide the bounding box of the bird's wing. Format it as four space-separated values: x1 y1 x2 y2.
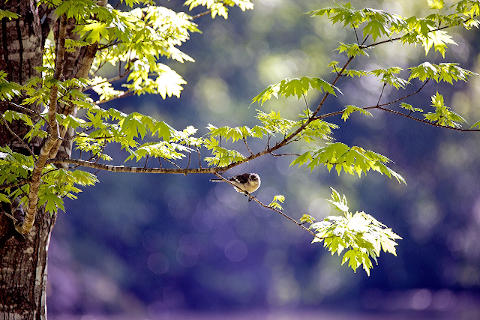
231 173 250 184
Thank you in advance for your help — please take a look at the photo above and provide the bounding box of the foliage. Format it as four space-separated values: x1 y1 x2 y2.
0 9 19 20
185 0 253 19
252 77 339 105
424 91 466 128
290 142 406 184
303 189 401 276
1 0 479 275
268 194 285 210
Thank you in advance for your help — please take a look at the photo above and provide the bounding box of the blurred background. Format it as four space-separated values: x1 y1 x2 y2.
48 0 480 319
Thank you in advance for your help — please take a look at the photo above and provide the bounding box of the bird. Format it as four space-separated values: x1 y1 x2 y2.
210 173 261 196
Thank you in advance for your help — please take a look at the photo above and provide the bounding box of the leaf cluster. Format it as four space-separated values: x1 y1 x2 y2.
424 91 466 128
302 189 401 275
0 147 97 215
312 2 480 57
252 77 338 106
290 142 405 184
185 0 253 19
268 194 285 210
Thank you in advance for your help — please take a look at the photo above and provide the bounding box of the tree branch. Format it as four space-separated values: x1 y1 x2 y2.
7 101 46 122
360 16 474 50
0 115 35 157
373 106 480 132
0 178 28 191
19 14 68 235
314 79 479 132
212 173 324 242
48 158 218 174
191 10 211 20
360 25 451 50
243 137 253 156
96 90 133 104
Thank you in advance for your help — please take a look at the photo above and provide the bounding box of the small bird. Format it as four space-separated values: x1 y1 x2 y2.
210 173 261 196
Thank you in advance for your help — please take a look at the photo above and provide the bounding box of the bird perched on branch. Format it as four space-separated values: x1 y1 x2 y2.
210 173 261 196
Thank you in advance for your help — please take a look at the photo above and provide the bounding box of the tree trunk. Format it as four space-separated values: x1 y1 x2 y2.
0 213 56 320
0 0 55 320
0 0 98 317
0 1 54 319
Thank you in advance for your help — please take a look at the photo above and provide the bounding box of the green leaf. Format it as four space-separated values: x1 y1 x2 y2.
363 19 390 41
423 91 466 128
0 71 22 100
252 77 338 105
422 30 456 57
185 0 253 19
290 152 312 167
409 62 476 83
2 110 33 126
207 124 267 142
256 110 296 135
0 9 19 20
269 194 286 210
0 193 11 203
204 137 245 167
336 42 369 57
427 0 444 9
328 187 349 213
300 214 316 224
342 69 372 78
309 190 401 275
297 114 337 143
371 67 409 89
470 120 480 129
290 142 406 184
341 105 373 121
399 102 423 113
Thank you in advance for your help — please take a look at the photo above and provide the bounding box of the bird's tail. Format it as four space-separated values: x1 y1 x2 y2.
209 178 223 182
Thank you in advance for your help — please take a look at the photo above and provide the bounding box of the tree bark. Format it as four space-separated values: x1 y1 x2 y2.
0 0 97 318
0 212 56 320
0 1 54 319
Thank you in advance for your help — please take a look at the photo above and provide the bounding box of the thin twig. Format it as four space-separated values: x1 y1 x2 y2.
353 26 360 45
0 116 35 157
243 137 253 156
84 72 129 91
315 104 480 133
191 10 211 20
212 173 324 242
0 178 28 191
144 155 149 169
97 40 120 51
48 158 217 174
196 147 202 168
186 152 191 170
20 14 68 235
359 16 474 50
164 158 181 169
374 106 480 132
302 93 310 116
85 59 137 91
7 101 46 122
314 79 430 121
377 83 386 106
270 152 302 157
94 60 108 75
96 90 134 104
